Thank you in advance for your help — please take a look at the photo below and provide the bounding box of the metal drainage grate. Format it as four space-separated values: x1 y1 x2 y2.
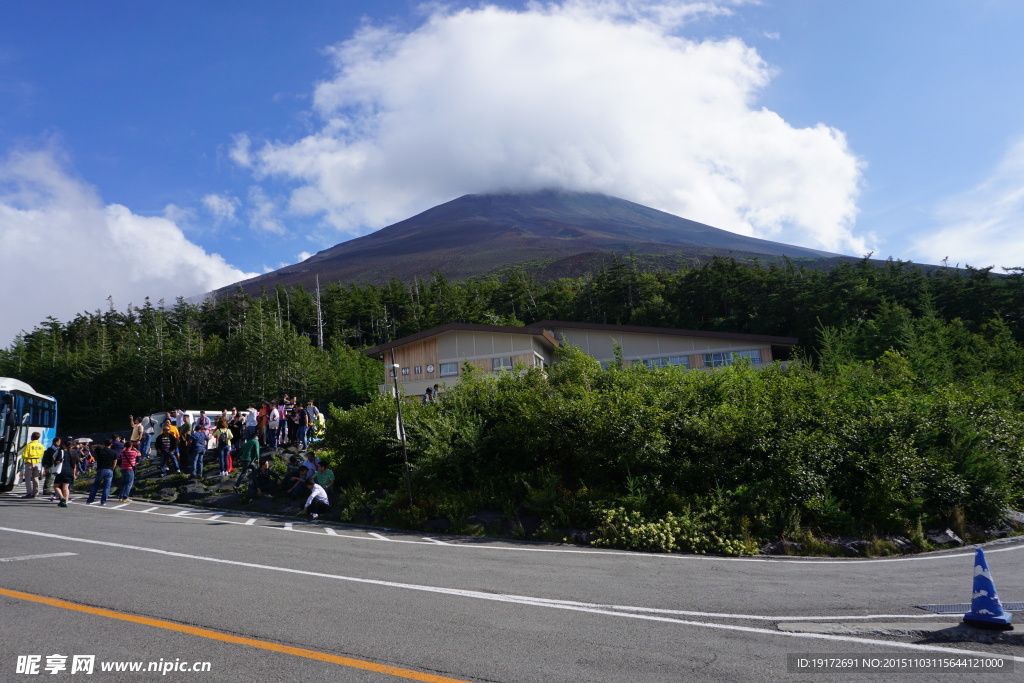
917 602 1024 614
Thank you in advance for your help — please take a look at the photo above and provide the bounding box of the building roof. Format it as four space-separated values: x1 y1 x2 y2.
363 322 559 358
364 321 797 358
533 320 799 345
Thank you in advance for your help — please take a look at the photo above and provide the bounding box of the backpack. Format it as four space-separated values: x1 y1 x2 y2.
217 430 230 447
42 447 56 469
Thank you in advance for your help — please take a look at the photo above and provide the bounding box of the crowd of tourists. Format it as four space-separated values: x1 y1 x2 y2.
16 394 334 520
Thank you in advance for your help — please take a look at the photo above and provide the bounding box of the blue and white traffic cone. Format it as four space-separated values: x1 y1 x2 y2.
963 548 1013 630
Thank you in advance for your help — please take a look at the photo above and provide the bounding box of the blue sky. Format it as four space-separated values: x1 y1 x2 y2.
2 1 1023 344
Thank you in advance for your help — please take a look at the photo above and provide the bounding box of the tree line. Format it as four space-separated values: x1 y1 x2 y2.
3 256 1023 434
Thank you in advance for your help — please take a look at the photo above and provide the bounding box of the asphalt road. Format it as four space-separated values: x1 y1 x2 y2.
1 492 1022 682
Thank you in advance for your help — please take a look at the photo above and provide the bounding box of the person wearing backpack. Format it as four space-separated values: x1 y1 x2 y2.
42 437 63 497
213 418 234 477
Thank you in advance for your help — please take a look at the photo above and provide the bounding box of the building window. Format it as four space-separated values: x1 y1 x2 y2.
492 357 513 371
414 366 422 374
533 354 546 370
440 362 458 376
641 355 690 369
738 349 762 364
703 350 762 367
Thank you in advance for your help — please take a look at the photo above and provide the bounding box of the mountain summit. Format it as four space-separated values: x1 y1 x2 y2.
217 191 846 294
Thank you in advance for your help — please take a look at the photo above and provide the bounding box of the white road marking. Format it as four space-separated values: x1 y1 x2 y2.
284 523 293 530
423 538 449 545
111 503 130 509
0 526 1018 663
0 552 77 563
244 518 257 525
207 515 223 521
522 599 954 622
29 490 1024 565
324 528 337 535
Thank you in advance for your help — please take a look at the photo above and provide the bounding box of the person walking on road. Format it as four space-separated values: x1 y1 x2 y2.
42 437 63 498
53 444 79 507
85 440 118 505
20 432 45 498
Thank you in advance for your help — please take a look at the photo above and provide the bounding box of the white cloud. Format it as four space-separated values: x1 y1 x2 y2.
910 139 1024 270
297 251 312 262
229 133 253 168
202 192 240 223
0 148 257 345
238 0 868 255
247 185 285 234
162 203 195 226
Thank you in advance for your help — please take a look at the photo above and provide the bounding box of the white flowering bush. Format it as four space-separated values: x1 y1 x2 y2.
592 506 757 556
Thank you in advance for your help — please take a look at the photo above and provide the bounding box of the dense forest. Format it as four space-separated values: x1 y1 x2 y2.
3 256 1023 434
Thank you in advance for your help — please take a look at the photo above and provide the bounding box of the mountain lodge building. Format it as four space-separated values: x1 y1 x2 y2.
364 321 798 397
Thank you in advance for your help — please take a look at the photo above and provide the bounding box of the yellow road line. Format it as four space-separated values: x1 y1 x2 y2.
0 587 470 683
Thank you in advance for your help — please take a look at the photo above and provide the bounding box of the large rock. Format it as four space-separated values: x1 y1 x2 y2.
155 487 179 502
888 536 916 553
760 540 804 555
424 518 451 533
466 510 504 533
206 492 245 509
177 483 210 504
241 497 279 514
926 528 964 546
211 479 238 493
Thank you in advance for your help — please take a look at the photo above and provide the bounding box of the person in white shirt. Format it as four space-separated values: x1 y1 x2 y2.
268 402 281 450
303 480 330 521
244 404 258 441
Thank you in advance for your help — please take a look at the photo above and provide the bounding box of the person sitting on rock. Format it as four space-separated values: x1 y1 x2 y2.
284 464 311 499
311 461 335 494
300 452 319 478
302 479 331 521
249 458 278 500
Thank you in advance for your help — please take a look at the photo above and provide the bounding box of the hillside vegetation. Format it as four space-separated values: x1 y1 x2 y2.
4 257 1024 550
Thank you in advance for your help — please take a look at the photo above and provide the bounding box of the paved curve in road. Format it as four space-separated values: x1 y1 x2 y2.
2 493 1022 682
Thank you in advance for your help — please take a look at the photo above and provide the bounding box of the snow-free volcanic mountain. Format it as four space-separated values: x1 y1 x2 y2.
216 191 847 295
